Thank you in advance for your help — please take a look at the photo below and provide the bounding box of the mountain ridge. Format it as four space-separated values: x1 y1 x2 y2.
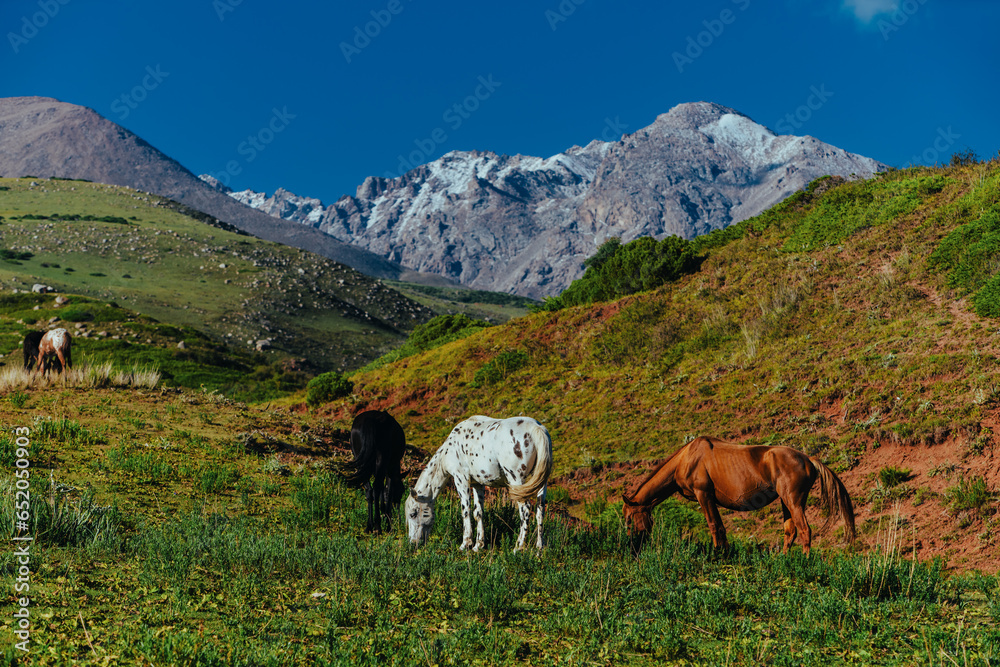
0 96 438 283
206 102 885 299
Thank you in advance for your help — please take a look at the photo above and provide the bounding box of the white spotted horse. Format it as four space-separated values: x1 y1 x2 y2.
340 410 406 533
36 328 72 374
405 415 553 551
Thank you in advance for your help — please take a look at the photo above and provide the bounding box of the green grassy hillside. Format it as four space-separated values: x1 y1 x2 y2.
0 177 435 373
0 177 533 381
1 387 997 665
316 160 1000 571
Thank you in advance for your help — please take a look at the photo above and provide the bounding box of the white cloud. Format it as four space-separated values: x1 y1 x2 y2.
842 0 899 22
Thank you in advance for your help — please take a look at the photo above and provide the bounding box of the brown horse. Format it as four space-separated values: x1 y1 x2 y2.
36 328 72 374
623 436 855 555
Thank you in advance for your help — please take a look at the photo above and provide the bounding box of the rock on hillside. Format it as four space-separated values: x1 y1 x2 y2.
207 102 884 299
0 96 420 282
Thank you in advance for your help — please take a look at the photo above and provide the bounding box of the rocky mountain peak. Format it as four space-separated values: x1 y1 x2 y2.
201 102 885 299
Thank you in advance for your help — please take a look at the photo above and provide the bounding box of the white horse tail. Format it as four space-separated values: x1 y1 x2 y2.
509 422 553 504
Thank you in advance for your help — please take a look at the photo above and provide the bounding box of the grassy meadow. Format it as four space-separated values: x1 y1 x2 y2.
0 387 998 665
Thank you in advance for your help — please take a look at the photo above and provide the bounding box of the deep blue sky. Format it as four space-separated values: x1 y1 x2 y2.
2 0 997 205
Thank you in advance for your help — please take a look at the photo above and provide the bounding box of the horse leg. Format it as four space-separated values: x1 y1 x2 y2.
535 487 546 550
789 503 812 556
780 501 796 554
515 500 532 551
371 471 386 534
471 485 485 551
455 477 474 550
695 489 728 550
362 481 375 533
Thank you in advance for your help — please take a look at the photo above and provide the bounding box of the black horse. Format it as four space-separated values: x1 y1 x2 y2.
341 410 406 533
22 331 45 371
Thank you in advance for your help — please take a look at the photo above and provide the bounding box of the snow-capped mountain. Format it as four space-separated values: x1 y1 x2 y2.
202 102 885 298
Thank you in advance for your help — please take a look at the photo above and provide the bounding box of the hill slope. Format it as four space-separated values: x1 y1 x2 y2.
316 159 1000 571
0 177 431 372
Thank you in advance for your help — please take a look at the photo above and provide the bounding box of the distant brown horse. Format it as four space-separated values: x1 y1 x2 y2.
36 328 72 374
623 436 855 555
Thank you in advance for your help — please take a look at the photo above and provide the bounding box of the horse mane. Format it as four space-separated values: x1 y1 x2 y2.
341 425 378 488
623 440 692 505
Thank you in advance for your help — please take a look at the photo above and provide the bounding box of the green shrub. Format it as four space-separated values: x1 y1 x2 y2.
0 249 33 261
784 173 951 252
59 309 94 322
356 313 492 374
946 476 992 513
878 466 912 488
542 235 698 310
472 349 529 387
409 313 491 351
306 371 353 407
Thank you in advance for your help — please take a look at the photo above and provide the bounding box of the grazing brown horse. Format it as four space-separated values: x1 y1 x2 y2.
623 436 855 555
36 328 72 374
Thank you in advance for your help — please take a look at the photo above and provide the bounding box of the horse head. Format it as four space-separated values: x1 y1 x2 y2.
622 494 653 554
405 489 435 544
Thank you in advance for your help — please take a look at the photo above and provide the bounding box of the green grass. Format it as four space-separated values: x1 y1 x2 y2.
0 369 997 665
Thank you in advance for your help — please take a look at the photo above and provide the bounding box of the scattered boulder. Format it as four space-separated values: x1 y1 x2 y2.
32 284 54 294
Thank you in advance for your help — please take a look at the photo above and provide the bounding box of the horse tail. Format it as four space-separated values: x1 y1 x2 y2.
509 422 553 504
810 457 856 543
341 419 379 489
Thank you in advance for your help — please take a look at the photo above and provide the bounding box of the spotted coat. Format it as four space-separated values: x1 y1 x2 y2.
405 415 553 551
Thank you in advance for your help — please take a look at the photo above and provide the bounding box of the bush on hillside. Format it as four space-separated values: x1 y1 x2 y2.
539 235 699 311
306 372 353 407
409 313 491 351
355 313 492 374
471 349 529 387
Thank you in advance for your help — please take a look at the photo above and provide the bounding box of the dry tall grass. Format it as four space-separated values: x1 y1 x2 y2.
0 362 160 391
